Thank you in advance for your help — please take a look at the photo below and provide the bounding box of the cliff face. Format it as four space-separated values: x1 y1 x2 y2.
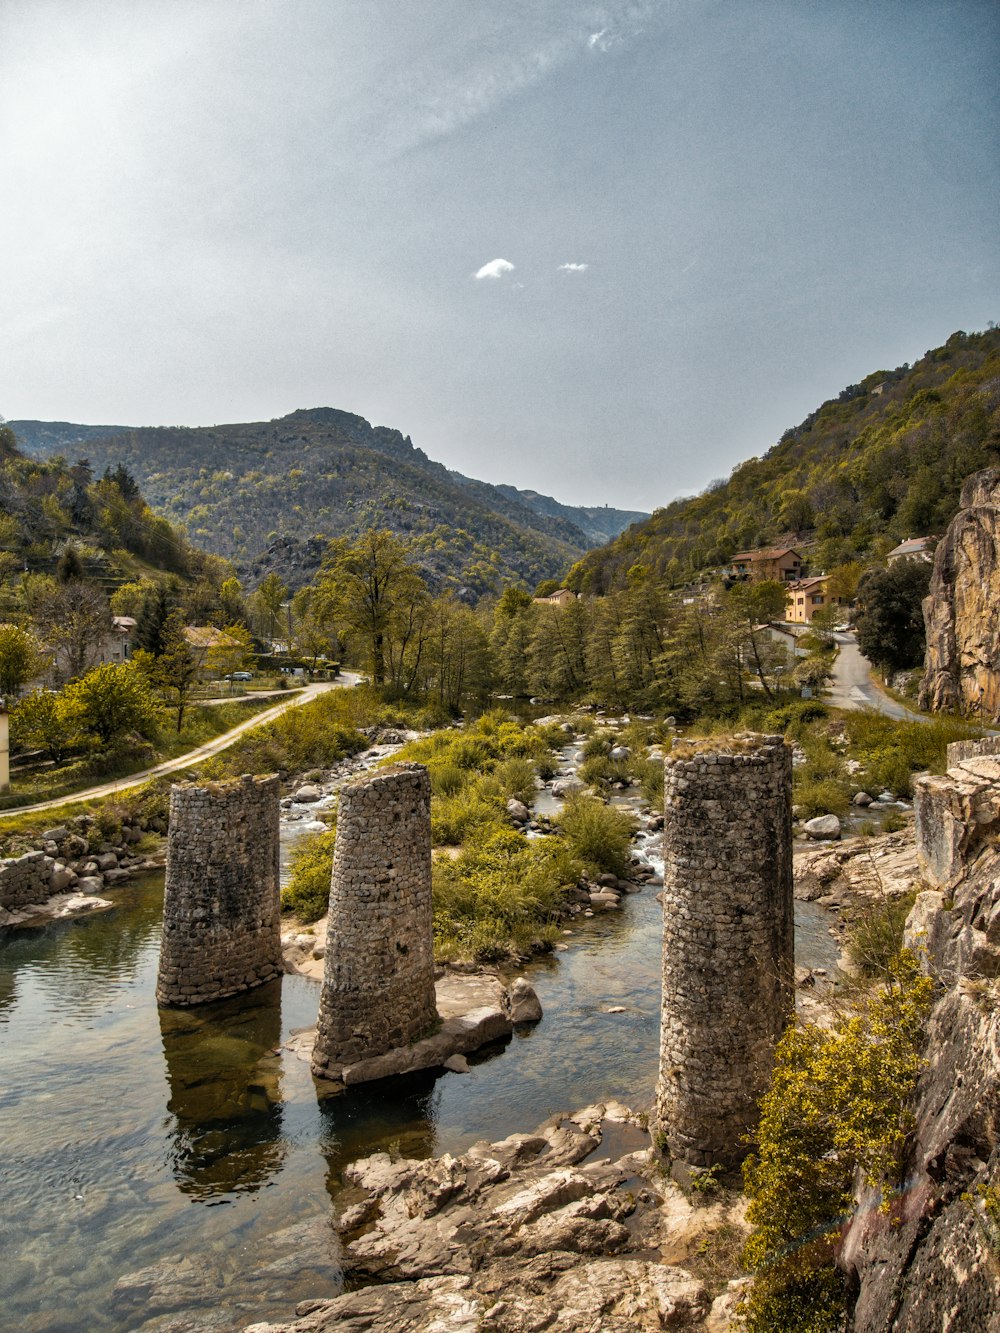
919 466 1000 722
839 742 1000 1331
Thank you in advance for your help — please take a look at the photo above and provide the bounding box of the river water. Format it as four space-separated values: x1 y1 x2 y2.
0 807 840 1331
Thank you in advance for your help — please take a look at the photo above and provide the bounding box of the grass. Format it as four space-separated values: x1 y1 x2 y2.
282 825 337 922
432 824 576 962
556 793 637 879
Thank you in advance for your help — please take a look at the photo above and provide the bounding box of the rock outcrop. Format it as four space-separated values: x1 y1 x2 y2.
244 1103 747 1333
920 466 1000 721
839 740 1000 1330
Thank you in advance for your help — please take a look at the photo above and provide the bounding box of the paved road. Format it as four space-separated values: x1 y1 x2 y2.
1 674 361 819
824 632 928 721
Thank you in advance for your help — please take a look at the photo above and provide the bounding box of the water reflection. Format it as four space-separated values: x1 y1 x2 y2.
159 981 287 1199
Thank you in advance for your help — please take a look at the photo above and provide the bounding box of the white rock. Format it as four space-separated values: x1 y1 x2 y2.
803 814 842 840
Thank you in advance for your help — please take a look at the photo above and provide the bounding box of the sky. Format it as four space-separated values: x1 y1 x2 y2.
1 0 998 511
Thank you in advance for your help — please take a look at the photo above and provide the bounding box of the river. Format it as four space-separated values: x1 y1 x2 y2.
0 795 840 1331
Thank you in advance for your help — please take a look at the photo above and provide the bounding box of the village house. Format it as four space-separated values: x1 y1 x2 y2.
532 588 578 608
730 547 804 582
784 575 851 625
886 536 938 565
182 625 244 679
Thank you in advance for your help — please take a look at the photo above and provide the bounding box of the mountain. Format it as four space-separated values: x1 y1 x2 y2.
9 408 642 596
491 484 647 547
568 326 1000 592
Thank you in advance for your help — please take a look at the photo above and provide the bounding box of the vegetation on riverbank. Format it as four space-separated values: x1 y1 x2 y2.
740 952 934 1332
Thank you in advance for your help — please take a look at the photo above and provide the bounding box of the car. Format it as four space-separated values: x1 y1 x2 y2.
226 671 254 681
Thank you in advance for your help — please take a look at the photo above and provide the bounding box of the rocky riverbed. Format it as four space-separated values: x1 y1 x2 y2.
245 1100 748 1333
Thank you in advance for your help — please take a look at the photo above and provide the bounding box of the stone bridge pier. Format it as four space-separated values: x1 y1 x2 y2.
656 734 793 1178
156 774 282 1007
312 762 438 1080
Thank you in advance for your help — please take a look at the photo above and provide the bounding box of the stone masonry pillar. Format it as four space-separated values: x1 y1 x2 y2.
312 762 438 1079
157 774 282 1006
656 734 793 1176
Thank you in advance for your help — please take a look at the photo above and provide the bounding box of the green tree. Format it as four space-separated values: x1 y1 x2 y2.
135 583 177 657
251 573 288 643
207 624 255 679
219 576 247 626
63 662 159 746
10 689 81 763
0 624 44 698
855 561 932 680
154 614 203 733
317 531 427 687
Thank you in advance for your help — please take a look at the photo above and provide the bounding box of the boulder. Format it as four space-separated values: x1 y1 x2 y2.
803 814 842 840
852 791 873 807
551 777 585 797
504 977 542 1024
292 784 322 803
41 826 70 844
609 745 631 762
505 798 529 824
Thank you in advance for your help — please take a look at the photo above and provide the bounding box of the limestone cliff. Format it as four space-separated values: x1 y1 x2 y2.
919 466 1000 722
839 743 1000 1330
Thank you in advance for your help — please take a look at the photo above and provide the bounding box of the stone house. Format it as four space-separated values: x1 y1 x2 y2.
532 588 578 608
730 547 804 583
886 536 938 565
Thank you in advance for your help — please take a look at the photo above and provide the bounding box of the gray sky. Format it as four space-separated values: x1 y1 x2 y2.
2 0 997 510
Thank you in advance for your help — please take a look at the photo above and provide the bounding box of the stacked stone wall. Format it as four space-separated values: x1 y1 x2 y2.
0 851 53 909
312 762 437 1078
656 734 793 1174
156 774 281 1007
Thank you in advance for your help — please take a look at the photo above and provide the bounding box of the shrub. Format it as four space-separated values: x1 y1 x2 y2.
557 793 636 878
282 826 336 922
740 954 933 1332
433 825 575 961
846 890 917 978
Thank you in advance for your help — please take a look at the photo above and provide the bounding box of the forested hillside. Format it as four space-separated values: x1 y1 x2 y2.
570 327 1000 591
10 408 639 596
0 421 212 591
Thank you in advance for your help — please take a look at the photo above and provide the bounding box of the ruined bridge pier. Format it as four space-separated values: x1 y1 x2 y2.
156 774 282 1007
312 762 438 1079
656 734 794 1177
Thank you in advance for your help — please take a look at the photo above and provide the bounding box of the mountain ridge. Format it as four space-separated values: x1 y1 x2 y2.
9 409 648 595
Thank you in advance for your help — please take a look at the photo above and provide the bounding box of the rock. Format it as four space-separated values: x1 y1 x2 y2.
914 752 1000 890
76 875 105 893
920 466 1000 722
505 798 529 824
803 814 841 840
589 890 621 909
63 833 89 858
504 977 542 1024
852 791 873 806
552 777 585 797
609 745 631 762
50 864 77 893
876 790 895 803
41 825 70 844
292 784 322 803
443 1054 469 1072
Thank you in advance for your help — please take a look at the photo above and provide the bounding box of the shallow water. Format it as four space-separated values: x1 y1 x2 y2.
0 816 839 1331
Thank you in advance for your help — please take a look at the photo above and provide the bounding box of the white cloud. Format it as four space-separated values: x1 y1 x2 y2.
588 29 608 49
558 262 589 272
473 258 515 280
